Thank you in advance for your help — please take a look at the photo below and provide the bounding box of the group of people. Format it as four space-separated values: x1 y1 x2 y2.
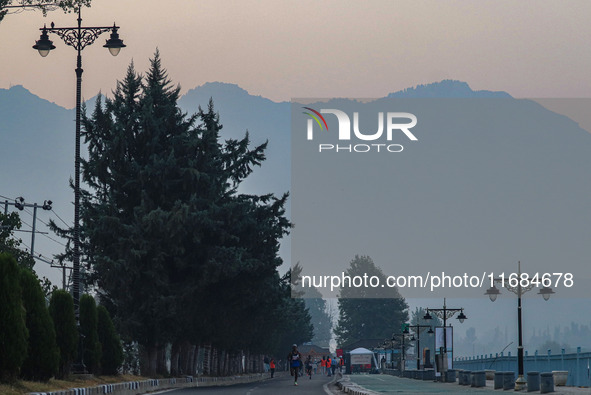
286 344 344 386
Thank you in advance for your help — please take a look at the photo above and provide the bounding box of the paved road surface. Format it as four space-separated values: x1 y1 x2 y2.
163 373 336 395
344 374 591 394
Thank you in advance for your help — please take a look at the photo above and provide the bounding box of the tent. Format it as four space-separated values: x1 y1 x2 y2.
349 347 379 372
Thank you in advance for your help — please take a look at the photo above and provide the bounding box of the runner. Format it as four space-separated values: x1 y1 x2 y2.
305 355 313 379
287 344 303 386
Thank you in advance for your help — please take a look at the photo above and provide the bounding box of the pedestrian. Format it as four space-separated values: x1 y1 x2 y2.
327 356 332 376
287 344 303 386
339 355 345 373
313 358 318 374
321 356 326 375
331 357 336 376
270 358 276 378
264 356 270 372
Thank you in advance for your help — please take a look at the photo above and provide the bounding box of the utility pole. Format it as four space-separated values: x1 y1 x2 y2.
3 197 53 257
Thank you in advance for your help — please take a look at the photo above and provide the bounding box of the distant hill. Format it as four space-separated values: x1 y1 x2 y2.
0 79 522 281
388 80 511 98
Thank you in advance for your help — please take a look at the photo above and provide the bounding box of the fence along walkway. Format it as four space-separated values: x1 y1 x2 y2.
454 347 591 387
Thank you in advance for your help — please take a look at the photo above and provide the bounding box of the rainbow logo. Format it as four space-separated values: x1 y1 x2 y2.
302 107 328 132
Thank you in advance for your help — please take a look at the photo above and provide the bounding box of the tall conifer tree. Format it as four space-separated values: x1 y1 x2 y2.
80 52 294 374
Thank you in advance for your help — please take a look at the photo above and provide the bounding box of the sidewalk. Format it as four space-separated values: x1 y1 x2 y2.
28 372 283 395
337 374 591 394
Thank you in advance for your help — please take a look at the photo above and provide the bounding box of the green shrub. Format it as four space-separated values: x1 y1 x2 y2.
80 294 101 373
19 269 59 381
0 253 28 382
97 305 124 375
49 290 78 379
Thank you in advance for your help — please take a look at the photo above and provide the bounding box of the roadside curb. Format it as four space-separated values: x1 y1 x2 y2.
28 373 275 395
335 375 378 395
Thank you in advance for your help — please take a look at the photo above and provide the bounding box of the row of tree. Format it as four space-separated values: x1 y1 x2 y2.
0 252 122 382
42 52 314 376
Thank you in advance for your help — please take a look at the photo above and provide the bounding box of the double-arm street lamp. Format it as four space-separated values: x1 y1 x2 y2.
408 323 433 370
392 324 414 371
485 261 554 391
32 6 125 318
423 298 467 371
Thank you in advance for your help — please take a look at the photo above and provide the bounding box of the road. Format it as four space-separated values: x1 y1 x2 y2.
161 373 337 395
342 374 591 394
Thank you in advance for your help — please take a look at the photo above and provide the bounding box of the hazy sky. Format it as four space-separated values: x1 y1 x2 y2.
1 0 591 108
3 1 591 352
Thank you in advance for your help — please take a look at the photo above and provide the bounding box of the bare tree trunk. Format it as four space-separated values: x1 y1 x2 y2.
178 341 191 375
140 344 158 377
187 344 196 375
156 343 168 376
203 344 211 375
212 347 218 376
196 345 203 375
170 342 180 376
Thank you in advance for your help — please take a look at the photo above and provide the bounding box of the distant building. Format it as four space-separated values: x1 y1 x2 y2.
298 343 330 360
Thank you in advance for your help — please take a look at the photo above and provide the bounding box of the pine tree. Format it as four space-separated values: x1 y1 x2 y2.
19 269 59 381
97 305 123 375
49 290 78 379
79 294 101 373
80 52 291 374
0 253 28 381
334 255 408 347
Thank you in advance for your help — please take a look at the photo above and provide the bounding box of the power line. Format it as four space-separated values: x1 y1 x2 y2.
4 199 67 248
51 208 72 228
16 217 67 247
20 218 33 230
41 233 67 247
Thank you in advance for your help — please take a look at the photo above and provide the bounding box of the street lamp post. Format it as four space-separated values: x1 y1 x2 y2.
485 261 554 391
408 324 433 370
32 6 125 319
392 325 412 371
423 298 467 373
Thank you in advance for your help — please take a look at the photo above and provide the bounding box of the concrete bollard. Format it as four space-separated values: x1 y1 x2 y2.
473 371 486 387
458 370 465 385
503 371 515 390
461 370 471 385
494 371 504 389
527 371 540 392
446 369 456 383
540 372 554 394
423 369 435 381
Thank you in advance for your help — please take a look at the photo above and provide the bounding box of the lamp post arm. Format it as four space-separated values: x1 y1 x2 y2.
42 25 116 51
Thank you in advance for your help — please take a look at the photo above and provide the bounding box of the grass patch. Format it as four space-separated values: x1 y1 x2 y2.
0 374 146 395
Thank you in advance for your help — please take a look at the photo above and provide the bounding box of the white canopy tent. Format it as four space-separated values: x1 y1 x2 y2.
349 347 379 370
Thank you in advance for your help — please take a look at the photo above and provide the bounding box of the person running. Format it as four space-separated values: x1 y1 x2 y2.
287 344 303 386
305 355 313 379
